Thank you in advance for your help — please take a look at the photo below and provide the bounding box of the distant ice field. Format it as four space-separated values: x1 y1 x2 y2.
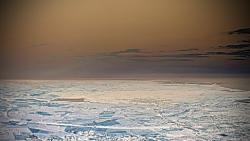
0 80 249 141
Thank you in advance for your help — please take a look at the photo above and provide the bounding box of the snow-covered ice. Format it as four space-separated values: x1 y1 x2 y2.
0 80 249 140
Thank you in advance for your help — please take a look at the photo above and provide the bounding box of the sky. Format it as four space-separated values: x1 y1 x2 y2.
0 0 250 79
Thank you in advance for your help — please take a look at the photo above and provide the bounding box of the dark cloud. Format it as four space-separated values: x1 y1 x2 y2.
206 51 227 55
207 49 250 59
102 37 250 63
102 48 208 63
127 57 193 62
31 43 49 48
209 28 250 60
219 43 250 49
176 48 199 52
81 25 250 76
229 49 250 59
121 49 141 53
131 58 193 63
156 58 193 62
241 40 250 43
228 27 250 35
139 53 209 59
231 58 247 61
167 53 208 58
107 48 142 56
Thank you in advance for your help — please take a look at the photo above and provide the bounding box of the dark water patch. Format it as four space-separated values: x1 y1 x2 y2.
146 133 159 138
26 135 40 140
162 128 184 132
55 111 72 116
167 109 190 117
218 133 228 137
234 121 248 124
94 128 107 132
95 119 120 126
106 130 127 136
14 133 39 140
13 132 30 140
1 120 25 127
39 102 67 107
220 89 244 92
0 105 7 112
30 91 47 96
140 132 159 139
61 118 92 126
36 111 52 116
108 130 127 134
64 126 91 134
49 94 59 98
53 98 85 102
10 100 30 108
156 81 212 86
235 98 250 103
155 138 169 141
47 135 63 141
99 111 115 118
184 126 199 132
28 127 49 134
30 93 41 96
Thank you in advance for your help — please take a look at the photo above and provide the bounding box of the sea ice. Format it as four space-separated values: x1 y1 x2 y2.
0 80 249 140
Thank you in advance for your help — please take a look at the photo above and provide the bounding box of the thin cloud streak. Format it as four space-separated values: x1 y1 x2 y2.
228 27 250 35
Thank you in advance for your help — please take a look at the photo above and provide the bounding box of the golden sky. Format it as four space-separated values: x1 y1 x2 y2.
1 0 250 79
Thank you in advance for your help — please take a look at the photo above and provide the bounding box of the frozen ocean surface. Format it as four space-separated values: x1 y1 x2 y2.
0 80 249 141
